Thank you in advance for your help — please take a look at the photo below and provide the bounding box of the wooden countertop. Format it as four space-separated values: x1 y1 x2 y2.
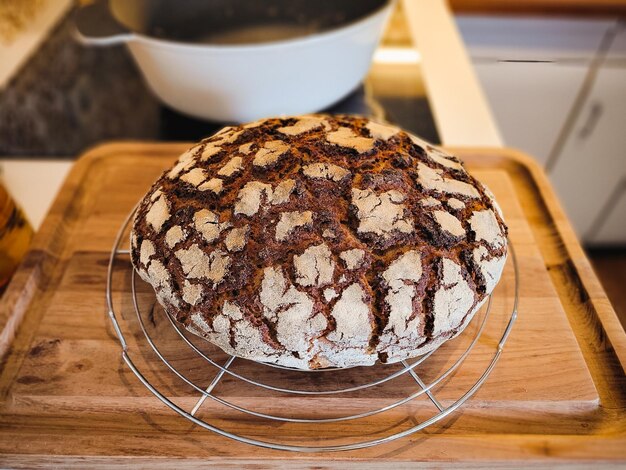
449 0 626 16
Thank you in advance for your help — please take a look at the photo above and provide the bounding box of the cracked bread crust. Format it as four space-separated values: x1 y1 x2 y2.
130 114 508 370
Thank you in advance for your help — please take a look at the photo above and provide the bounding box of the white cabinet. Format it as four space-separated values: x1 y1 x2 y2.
456 16 611 165
472 61 587 165
457 15 626 244
549 27 626 244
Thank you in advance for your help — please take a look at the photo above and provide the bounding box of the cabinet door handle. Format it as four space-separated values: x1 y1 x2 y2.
578 102 603 140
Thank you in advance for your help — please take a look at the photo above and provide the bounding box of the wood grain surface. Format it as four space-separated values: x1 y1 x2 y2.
0 143 624 467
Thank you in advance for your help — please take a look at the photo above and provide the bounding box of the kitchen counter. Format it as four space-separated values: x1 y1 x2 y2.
0 160 71 230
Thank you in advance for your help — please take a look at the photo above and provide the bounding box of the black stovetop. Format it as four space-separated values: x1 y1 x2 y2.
0 10 439 158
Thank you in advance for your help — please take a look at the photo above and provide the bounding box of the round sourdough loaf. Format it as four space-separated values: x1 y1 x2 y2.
130 115 508 369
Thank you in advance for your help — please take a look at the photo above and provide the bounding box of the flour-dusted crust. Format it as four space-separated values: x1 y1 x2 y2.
131 115 508 369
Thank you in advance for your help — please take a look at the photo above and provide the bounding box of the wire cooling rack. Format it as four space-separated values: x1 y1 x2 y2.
106 208 518 452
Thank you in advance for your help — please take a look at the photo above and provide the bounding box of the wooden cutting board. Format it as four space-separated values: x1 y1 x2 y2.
0 143 625 467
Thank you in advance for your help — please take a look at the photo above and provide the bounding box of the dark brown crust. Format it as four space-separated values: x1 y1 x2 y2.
130 115 508 369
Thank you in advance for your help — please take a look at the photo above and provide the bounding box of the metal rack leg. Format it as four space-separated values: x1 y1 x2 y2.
401 360 444 412
191 356 236 416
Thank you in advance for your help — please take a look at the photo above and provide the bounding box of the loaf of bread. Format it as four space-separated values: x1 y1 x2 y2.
130 115 507 369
